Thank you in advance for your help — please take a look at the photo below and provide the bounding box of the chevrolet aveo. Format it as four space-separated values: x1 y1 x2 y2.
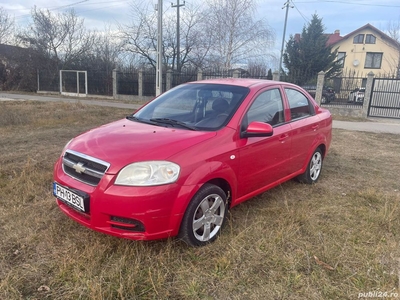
53 78 332 246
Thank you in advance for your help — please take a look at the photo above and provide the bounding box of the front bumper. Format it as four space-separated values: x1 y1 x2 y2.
53 159 191 241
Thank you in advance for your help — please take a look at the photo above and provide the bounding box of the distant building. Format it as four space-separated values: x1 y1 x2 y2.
326 24 400 77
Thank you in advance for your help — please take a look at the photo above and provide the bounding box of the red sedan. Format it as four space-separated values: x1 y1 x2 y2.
53 78 332 246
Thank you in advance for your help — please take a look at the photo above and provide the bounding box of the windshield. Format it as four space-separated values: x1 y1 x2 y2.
132 83 249 131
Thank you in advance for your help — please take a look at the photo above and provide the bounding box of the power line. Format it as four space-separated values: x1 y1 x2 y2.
13 0 90 20
291 1 309 24
12 0 130 22
77 2 130 15
295 0 400 8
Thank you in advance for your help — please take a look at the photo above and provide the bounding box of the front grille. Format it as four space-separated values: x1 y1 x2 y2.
62 150 110 186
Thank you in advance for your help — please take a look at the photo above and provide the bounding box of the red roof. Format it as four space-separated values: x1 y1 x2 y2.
326 30 343 46
293 30 343 47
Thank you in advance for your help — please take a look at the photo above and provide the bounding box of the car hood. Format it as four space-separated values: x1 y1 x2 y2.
67 118 217 173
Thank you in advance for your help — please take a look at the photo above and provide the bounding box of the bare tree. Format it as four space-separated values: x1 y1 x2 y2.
204 0 274 69
386 19 400 77
164 4 212 70
119 1 157 69
19 7 95 69
120 1 211 70
178 4 213 69
387 18 400 43
0 7 15 44
247 59 268 77
91 26 122 72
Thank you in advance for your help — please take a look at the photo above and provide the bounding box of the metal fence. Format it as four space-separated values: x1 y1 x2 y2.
117 71 138 95
143 70 157 96
322 68 399 107
326 76 366 106
368 78 400 118
37 70 59 92
88 70 113 96
171 70 197 86
38 69 113 96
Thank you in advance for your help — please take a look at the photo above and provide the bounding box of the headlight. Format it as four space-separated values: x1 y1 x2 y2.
115 161 180 186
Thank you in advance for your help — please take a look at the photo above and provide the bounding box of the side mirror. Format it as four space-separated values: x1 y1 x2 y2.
241 121 273 138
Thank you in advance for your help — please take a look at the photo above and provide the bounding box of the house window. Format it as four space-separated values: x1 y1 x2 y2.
353 34 364 44
365 34 376 44
337 52 346 67
365 52 383 69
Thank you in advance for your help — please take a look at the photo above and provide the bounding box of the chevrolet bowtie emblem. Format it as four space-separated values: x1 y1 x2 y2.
72 162 86 174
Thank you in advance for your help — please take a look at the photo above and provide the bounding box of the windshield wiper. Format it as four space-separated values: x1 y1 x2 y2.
126 115 158 125
150 118 197 131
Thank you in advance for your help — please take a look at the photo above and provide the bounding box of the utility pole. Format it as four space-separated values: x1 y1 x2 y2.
278 0 292 80
171 0 185 72
156 0 163 96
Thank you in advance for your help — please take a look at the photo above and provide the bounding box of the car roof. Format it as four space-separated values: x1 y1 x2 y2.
188 78 282 88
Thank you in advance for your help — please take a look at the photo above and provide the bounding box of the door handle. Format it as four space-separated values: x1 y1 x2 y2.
312 124 319 131
279 134 289 142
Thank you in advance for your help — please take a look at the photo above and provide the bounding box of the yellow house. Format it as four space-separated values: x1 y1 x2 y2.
327 24 400 77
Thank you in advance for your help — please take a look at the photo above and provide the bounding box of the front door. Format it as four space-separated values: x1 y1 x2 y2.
236 87 292 199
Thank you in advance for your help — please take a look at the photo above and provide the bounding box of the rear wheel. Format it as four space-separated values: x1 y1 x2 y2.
297 147 323 184
179 183 228 247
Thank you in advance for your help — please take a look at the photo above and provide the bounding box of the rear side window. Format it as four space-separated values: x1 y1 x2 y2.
284 88 314 120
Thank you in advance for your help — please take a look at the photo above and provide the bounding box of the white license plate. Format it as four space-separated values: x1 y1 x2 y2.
53 183 85 212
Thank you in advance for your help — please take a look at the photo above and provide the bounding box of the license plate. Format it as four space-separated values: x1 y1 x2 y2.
53 182 86 212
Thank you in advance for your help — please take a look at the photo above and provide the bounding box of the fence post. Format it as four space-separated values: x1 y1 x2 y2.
37 69 40 92
233 70 240 78
362 71 375 118
166 69 173 91
272 71 279 81
197 69 203 81
315 71 325 105
112 69 117 99
138 69 143 98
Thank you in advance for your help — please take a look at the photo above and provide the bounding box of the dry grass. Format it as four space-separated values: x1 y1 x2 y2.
1 101 399 299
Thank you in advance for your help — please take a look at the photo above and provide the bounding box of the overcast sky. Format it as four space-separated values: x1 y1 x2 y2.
2 0 400 63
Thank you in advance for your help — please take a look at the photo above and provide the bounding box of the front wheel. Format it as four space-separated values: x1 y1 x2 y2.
297 148 323 184
179 183 228 247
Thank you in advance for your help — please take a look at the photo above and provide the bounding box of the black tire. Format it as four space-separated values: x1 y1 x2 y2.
297 147 323 184
179 183 228 247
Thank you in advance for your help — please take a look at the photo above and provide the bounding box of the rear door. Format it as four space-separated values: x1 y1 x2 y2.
284 87 322 174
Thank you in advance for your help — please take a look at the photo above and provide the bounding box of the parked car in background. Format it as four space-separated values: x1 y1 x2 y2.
53 78 332 247
302 85 336 104
348 87 365 103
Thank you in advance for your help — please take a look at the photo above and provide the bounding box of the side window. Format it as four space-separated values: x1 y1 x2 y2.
337 52 346 67
245 88 284 126
285 88 314 120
